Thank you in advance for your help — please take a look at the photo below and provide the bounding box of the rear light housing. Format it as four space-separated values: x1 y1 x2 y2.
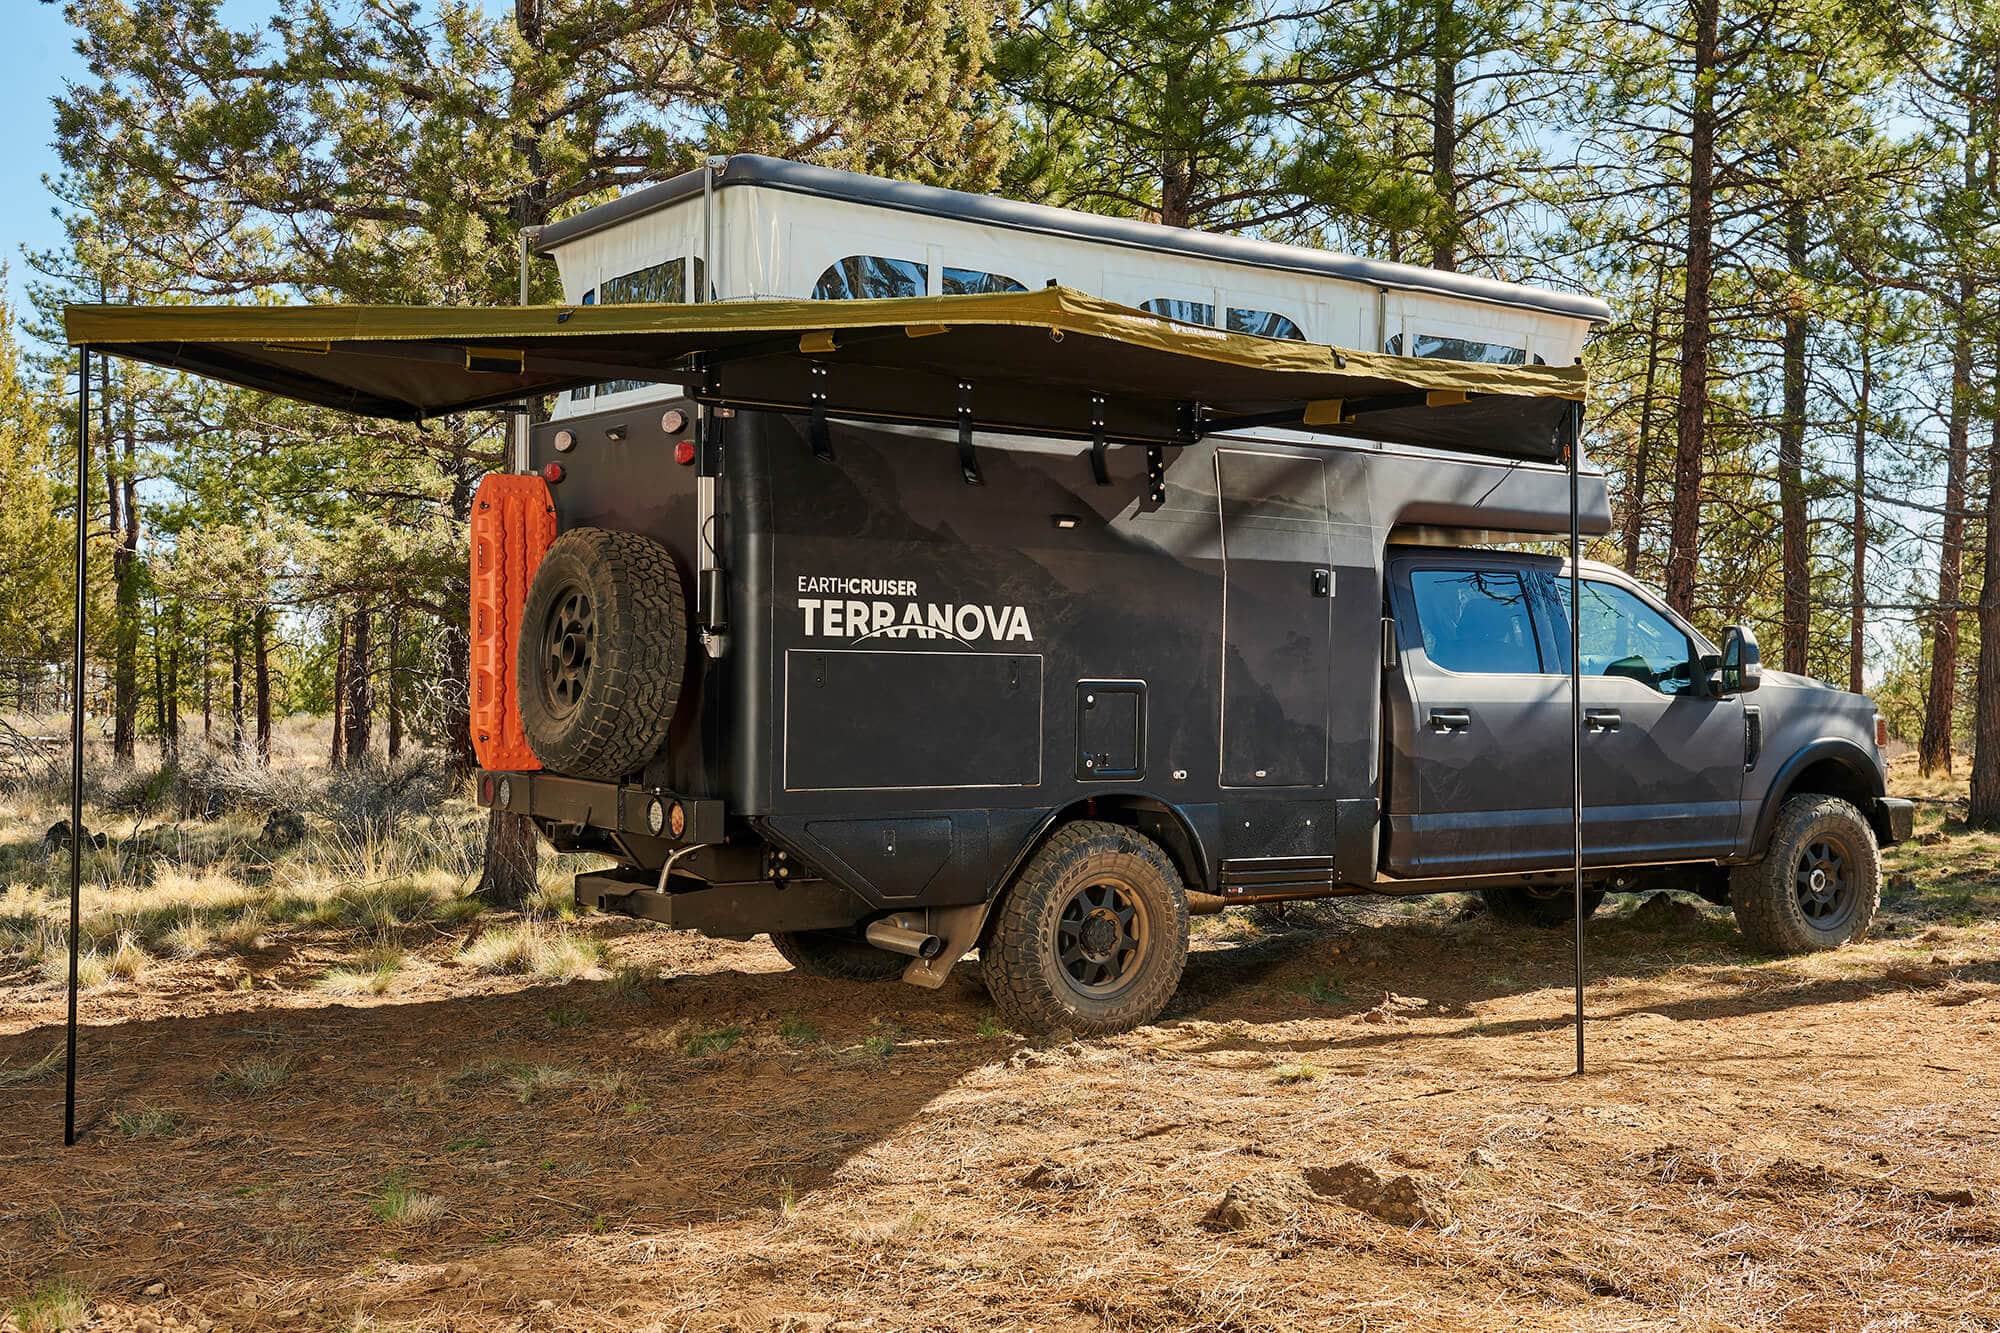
1874 714 1889 748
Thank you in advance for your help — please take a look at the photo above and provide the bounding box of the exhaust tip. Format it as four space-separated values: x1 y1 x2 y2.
865 920 942 959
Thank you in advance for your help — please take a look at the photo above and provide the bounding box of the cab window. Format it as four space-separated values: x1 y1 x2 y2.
1553 580 1696 694
1407 569 1544 674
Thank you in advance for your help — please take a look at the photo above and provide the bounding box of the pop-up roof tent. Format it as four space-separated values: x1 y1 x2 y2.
56 286 1597 1144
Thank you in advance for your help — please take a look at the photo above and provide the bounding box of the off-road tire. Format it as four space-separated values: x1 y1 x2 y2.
769 929 908 982
979 821 1189 1037
1730 794 1880 953
1484 883 1606 928
518 527 686 781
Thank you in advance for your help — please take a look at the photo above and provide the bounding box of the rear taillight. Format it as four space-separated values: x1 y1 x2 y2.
1875 715 1889 748
480 775 495 804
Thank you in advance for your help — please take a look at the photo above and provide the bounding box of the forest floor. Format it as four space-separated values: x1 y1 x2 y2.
2 741 1997 1332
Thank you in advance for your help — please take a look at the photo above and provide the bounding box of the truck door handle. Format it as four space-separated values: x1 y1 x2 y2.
1427 708 1472 733
1585 708 1622 732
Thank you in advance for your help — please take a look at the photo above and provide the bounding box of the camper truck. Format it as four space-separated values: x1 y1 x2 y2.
475 155 1912 1035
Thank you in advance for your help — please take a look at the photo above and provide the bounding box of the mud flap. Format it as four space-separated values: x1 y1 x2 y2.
900 901 992 989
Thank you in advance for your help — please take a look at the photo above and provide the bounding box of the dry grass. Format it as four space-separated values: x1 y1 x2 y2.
458 922 610 979
2 736 1997 1331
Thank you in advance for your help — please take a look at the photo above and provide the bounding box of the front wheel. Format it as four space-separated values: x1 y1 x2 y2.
979 821 1189 1037
1730 795 1880 953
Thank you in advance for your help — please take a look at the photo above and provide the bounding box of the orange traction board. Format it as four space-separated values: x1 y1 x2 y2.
470 472 557 771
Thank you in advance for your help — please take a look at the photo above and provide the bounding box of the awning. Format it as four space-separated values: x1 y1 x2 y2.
65 286 1585 460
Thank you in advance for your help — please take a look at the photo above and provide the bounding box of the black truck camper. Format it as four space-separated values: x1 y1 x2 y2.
473 158 1910 1034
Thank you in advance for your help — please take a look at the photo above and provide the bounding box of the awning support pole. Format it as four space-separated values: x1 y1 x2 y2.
65 345 91 1147
1567 400 1585 1077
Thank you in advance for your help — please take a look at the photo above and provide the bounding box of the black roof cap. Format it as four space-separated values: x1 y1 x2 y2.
532 155 1611 325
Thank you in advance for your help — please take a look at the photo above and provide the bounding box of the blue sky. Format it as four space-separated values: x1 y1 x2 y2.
0 1 282 321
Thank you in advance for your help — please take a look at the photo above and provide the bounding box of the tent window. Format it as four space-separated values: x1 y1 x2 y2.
573 258 710 398
943 267 1028 296
1141 298 1214 326
1386 332 1527 365
814 255 928 300
1227 307 1305 340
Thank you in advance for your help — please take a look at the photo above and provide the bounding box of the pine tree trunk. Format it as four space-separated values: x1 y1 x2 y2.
1920 291 1974 775
331 611 348 767
253 606 272 765
386 605 403 763
152 615 167 753
343 601 372 766
202 630 213 746
1778 201 1810 675
1849 338 1871 696
1429 0 1459 272
1968 350 2000 828
1664 0 1718 619
109 365 141 765
230 621 245 759
477 803 542 909
165 606 181 762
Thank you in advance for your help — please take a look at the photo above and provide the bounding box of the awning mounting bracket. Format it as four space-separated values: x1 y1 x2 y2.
957 380 982 485
1089 393 1110 486
808 364 833 463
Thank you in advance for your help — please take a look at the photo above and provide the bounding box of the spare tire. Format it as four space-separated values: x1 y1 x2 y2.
518 527 686 780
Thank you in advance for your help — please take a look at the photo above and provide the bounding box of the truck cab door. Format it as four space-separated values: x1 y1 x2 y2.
1382 554 1574 876
1541 571 1746 862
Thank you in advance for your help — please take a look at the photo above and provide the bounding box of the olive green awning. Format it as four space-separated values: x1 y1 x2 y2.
64 286 1586 460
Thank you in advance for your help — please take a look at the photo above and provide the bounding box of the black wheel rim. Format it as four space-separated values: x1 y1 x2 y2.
540 584 596 719
1794 833 1856 930
1055 878 1149 998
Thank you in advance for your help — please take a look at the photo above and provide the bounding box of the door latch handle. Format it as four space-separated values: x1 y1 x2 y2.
1585 708 1622 732
1427 708 1472 732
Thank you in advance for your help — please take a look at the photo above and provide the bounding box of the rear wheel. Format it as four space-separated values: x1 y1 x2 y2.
1484 883 1605 928
979 821 1188 1036
1730 795 1880 953
769 929 908 982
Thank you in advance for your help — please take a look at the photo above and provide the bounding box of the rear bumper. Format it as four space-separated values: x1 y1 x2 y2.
476 770 725 847
1874 797 1914 846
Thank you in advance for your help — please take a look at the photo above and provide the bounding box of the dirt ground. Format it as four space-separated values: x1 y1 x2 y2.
4 762 1999 1331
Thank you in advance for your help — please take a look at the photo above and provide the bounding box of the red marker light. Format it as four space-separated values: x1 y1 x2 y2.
541 462 565 483
674 440 696 466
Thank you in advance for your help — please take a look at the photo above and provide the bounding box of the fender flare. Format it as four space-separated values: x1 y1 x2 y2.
986 791 1216 905
1748 737 1886 856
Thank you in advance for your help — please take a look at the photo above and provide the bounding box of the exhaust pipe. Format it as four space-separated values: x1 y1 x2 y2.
866 920 942 959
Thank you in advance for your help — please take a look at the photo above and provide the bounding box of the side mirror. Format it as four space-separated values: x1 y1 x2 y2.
1716 624 1761 696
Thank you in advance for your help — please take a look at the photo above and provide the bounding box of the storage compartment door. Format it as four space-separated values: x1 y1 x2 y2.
785 649 1043 791
1218 450 1332 787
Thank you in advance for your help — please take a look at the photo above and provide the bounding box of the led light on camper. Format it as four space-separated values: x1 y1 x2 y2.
669 802 687 838
661 409 687 433
646 797 667 835
552 429 575 452
496 777 513 809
